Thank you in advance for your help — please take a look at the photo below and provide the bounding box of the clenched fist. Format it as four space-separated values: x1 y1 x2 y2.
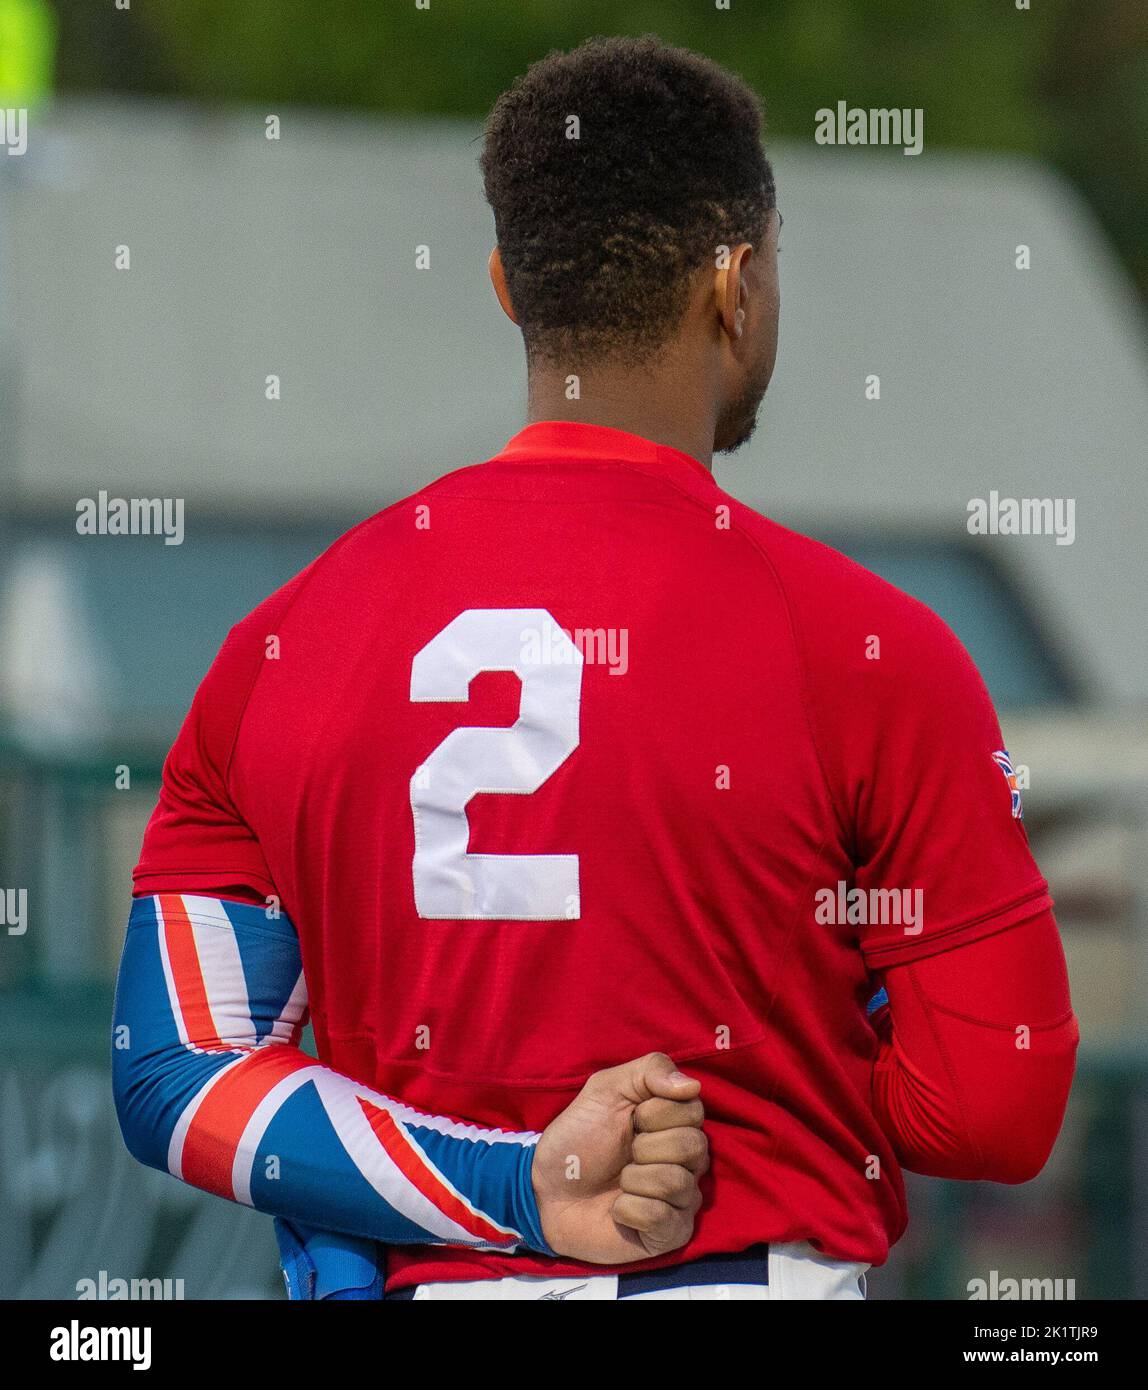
531 1052 709 1264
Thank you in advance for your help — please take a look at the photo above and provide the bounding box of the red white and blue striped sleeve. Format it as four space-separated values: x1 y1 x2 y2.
112 893 552 1254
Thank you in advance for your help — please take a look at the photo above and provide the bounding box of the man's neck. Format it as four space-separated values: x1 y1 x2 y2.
526 364 716 471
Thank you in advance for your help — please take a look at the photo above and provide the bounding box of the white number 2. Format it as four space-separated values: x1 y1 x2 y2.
409 608 582 920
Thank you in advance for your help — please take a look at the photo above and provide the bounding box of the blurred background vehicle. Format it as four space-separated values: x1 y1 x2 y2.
0 0 1145 1299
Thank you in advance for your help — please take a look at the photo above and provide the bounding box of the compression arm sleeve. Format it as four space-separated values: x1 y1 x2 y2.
870 908 1078 1182
112 893 552 1253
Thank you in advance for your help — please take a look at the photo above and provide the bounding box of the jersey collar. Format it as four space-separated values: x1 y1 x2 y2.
492 421 715 484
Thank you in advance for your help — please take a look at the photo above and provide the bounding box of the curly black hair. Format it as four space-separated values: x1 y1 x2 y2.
481 35 775 365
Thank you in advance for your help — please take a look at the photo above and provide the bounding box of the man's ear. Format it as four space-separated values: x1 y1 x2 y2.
488 248 520 326
716 242 753 345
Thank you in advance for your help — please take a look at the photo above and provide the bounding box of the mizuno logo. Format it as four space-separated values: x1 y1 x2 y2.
538 1283 588 1300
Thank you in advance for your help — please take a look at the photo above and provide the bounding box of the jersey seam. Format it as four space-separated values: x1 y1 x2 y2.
597 462 849 849
919 1000 1075 1034
219 495 418 799
862 883 1051 963
132 867 279 895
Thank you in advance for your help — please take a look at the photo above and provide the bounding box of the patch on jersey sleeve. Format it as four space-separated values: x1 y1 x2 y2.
991 749 1023 820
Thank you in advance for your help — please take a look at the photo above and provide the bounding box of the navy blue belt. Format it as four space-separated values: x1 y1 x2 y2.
386 1244 770 1300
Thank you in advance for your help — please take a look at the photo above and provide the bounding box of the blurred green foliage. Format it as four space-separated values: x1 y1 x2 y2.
53 0 1148 296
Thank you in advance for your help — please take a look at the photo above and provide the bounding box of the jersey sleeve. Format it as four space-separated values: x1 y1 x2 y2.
112 893 551 1255
799 562 1051 969
871 907 1078 1181
134 621 277 901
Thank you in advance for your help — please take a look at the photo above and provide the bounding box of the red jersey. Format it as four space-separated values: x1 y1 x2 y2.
136 421 1051 1286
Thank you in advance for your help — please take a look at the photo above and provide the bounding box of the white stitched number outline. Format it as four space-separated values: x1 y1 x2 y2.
410 608 582 920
